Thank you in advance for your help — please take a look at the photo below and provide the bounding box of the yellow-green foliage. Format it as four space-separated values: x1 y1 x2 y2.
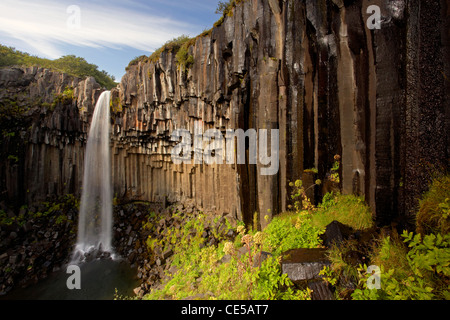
416 174 450 236
52 86 75 109
147 34 198 70
126 55 148 70
214 0 247 26
352 231 450 300
312 192 374 231
142 212 313 300
148 35 192 63
110 97 122 113
175 45 194 70
0 194 79 228
262 211 322 256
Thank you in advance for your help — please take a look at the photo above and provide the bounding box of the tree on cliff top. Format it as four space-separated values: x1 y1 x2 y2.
0 45 117 89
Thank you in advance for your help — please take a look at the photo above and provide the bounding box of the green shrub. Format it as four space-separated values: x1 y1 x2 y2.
416 174 450 236
52 86 75 108
262 212 322 256
149 35 192 63
352 231 450 300
175 45 194 70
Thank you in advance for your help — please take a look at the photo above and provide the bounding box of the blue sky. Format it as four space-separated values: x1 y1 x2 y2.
0 0 221 81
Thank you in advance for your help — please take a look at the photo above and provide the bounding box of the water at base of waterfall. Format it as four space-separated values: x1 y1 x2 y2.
1 259 139 300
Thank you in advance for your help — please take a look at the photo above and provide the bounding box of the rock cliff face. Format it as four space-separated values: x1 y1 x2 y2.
1 0 449 228
0 66 102 207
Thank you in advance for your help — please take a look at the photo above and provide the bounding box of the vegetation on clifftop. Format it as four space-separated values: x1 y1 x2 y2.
0 45 117 89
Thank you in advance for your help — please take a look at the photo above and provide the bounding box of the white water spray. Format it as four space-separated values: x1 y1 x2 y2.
73 91 113 260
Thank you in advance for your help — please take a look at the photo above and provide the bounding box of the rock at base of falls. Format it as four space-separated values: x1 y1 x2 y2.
281 248 330 282
281 248 334 300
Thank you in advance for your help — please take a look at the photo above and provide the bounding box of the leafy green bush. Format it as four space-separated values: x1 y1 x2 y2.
215 0 246 17
352 231 450 300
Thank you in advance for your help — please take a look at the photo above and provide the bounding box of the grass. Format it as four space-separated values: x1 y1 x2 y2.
416 173 450 235
311 192 374 231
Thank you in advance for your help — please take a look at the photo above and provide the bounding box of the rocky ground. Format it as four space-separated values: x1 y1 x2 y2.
1 196 384 300
0 200 78 295
0 197 237 298
112 200 238 298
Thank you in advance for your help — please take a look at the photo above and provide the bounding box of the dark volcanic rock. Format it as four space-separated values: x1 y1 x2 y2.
320 221 355 248
281 248 331 282
0 0 448 232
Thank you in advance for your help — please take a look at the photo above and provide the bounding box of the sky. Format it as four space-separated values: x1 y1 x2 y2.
0 0 221 81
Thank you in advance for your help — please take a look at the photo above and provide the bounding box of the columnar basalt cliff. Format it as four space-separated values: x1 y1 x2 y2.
1 0 449 229
111 0 450 227
0 66 102 206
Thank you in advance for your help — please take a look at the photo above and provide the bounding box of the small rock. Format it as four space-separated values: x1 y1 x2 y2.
127 237 133 246
226 229 236 240
162 247 173 260
133 287 144 298
220 254 232 264
9 255 18 264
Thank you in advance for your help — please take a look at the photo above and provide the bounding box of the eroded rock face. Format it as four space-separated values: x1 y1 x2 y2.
0 66 102 206
0 0 449 228
111 0 449 226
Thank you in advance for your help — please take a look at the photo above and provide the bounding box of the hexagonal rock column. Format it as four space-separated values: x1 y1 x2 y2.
281 248 333 300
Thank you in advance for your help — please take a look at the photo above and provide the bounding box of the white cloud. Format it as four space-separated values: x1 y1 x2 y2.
0 0 199 59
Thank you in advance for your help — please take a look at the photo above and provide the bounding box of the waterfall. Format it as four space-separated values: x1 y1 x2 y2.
73 91 113 261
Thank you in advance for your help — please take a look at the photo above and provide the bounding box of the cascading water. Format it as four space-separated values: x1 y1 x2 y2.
5 93 140 298
73 91 113 261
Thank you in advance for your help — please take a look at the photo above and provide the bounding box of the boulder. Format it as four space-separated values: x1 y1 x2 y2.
281 248 330 282
308 281 334 300
320 221 354 248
